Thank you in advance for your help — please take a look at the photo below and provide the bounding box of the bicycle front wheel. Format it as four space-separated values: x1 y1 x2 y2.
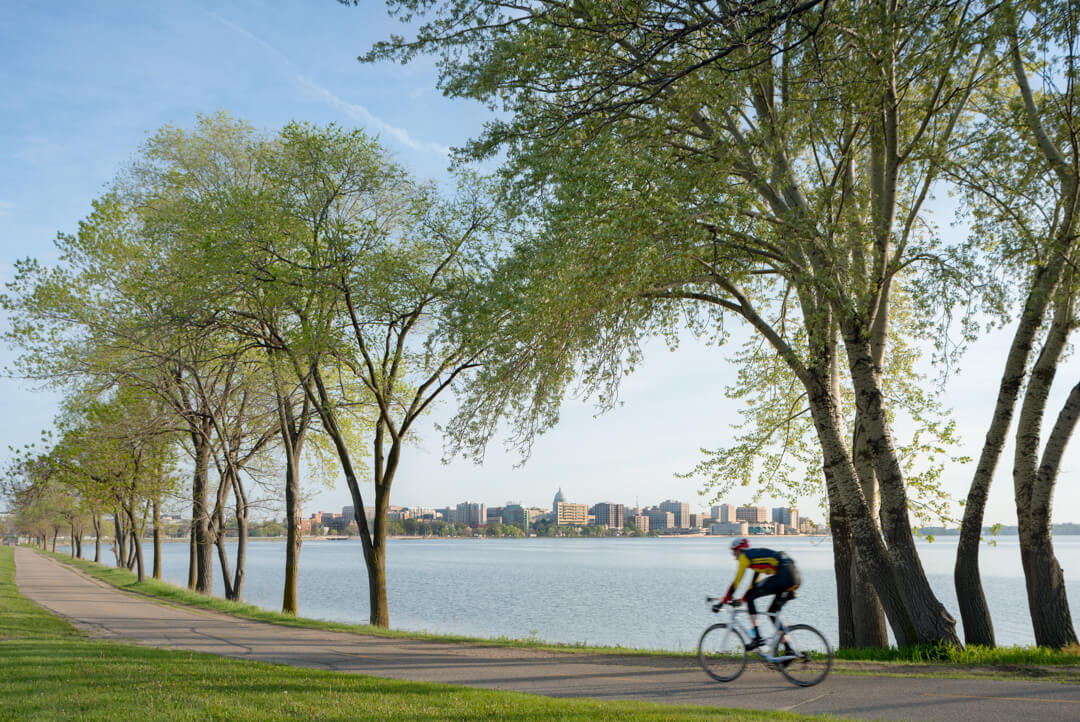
697 623 748 682
775 624 832 687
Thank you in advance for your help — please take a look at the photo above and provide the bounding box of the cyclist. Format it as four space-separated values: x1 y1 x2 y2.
720 538 801 650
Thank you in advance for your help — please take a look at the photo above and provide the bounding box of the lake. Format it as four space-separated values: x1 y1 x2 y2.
100 535 1080 651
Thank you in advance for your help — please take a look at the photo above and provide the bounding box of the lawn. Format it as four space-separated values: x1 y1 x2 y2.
2 546 833 721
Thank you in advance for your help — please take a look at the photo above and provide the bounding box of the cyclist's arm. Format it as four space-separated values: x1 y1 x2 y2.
724 553 751 600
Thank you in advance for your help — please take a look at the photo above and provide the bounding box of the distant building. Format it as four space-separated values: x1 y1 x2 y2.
552 488 567 516
592 502 625 529
456 501 487 528
659 500 690 528
646 508 675 531
628 514 650 533
555 501 588 526
709 521 748 536
342 506 355 523
689 513 703 529
736 506 768 523
772 507 799 532
713 504 737 523
502 504 529 531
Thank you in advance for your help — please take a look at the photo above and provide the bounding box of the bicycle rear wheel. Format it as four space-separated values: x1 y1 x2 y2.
697 623 748 682
775 624 832 687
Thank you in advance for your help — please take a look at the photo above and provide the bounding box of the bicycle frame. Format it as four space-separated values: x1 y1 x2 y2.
709 599 798 664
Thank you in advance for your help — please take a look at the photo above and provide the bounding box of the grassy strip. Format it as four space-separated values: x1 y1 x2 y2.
4 546 834 722
45 550 1080 673
836 642 1080 666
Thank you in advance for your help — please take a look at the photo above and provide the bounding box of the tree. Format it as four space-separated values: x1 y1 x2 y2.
365 0 992 645
951 0 1080 648
157 119 508 627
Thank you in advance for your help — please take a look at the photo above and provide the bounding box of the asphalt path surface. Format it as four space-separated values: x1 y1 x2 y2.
14 547 1080 721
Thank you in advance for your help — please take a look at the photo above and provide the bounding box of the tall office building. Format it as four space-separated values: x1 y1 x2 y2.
646 508 675 530
502 504 529 531
772 507 799 531
592 502 625 529
735 505 768 523
659 499 690 528
716 504 737 523
456 501 487 528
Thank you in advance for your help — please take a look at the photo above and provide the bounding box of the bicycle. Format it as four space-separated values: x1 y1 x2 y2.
697 596 833 687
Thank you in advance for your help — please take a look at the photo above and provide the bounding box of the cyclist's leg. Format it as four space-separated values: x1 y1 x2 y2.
743 583 770 647
767 563 801 614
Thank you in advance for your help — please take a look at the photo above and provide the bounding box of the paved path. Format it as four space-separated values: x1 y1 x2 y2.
14 547 1080 721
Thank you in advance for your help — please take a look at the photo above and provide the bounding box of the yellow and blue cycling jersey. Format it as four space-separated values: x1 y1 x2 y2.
727 548 790 596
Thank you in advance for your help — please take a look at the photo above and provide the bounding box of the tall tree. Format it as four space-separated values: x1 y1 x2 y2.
363 0 992 645
951 0 1080 647
245 124 508 627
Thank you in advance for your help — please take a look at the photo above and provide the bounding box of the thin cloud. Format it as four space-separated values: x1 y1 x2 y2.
0 201 14 217
296 75 451 157
196 5 450 158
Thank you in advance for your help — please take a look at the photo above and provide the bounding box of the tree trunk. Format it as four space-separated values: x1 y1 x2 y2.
273 363 310 616
127 530 138 570
827 486 857 649
1013 293 1079 647
69 524 76 558
93 516 101 563
192 429 214 595
230 471 249 602
215 532 235 600
956 262 1061 646
805 375 918 646
187 520 197 590
1018 521 1078 648
152 500 162 580
367 424 394 628
114 514 126 568
126 503 145 583
282 447 303 615
851 418 889 647
845 336 959 645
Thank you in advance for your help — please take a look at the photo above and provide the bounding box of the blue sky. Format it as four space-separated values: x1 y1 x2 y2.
2 1 1076 526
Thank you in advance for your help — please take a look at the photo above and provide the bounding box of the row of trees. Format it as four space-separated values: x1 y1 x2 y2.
3 0 1078 649
3 117 512 625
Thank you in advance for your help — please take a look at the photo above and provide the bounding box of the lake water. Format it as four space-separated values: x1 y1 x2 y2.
95 535 1080 650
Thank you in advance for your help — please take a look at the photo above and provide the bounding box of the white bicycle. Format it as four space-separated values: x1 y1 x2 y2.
698 597 833 687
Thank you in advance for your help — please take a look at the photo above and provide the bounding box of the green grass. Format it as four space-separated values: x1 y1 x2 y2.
836 642 1080 666
4 546 833 721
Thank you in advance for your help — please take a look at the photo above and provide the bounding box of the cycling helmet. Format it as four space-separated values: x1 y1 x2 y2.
730 538 750 553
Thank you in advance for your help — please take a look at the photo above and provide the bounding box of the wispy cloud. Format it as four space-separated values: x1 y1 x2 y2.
196 5 449 158
295 75 451 157
0 200 14 217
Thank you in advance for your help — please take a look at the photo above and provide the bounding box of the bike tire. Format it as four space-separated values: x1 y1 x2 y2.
774 623 832 687
697 623 749 682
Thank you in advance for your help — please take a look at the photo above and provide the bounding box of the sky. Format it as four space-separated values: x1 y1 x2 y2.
1 1 1077 526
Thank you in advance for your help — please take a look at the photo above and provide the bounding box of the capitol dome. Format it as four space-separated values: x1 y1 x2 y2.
552 488 566 510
